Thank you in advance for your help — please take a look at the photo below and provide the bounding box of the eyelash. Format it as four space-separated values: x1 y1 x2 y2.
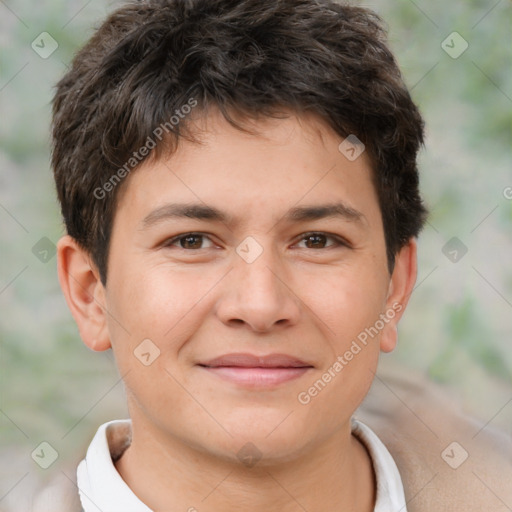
162 232 350 251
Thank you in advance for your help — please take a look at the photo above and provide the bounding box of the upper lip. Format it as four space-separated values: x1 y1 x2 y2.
199 353 313 368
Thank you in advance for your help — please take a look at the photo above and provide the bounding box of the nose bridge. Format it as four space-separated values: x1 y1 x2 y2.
235 235 285 299
218 235 300 331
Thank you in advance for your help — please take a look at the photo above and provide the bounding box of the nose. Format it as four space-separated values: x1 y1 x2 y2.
215 240 301 333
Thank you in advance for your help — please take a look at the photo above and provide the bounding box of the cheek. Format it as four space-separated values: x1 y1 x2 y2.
105 265 215 362
311 264 388 344
299 262 387 406
137 261 216 313
103 267 210 416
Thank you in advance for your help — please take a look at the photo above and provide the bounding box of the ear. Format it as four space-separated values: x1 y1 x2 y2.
380 239 418 353
56 235 111 352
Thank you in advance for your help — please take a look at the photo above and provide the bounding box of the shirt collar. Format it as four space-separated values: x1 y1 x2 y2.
352 418 408 511
77 419 152 512
77 418 407 512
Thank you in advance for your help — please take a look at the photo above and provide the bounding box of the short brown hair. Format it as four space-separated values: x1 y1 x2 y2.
51 0 428 285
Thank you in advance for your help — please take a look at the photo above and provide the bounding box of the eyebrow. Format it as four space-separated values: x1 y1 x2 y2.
141 201 365 229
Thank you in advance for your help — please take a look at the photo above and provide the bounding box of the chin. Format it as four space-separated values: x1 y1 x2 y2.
212 434 310 469
215 417 312 465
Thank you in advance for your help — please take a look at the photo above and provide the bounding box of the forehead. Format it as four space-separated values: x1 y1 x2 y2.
114 107 381 230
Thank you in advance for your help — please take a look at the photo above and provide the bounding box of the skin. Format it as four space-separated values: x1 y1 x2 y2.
57 107 417 512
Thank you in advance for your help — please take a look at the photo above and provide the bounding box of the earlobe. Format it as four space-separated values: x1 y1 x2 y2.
56 235 111 352
380 324 398 353
380 239 417 353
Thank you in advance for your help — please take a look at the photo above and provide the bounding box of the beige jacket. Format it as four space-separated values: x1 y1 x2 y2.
356 369 512 511
23 370 512 512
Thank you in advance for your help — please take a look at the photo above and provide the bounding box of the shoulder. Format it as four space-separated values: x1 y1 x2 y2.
28 471 83 512
356 366 512 512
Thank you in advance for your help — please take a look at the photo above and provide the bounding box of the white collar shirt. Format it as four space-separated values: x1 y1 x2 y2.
77 418 407 512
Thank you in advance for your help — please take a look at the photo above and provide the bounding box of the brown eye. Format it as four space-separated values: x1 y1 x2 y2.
165 233 215 250
295 232 346 249
180 234 203 249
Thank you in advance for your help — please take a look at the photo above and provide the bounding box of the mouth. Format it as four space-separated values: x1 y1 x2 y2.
197 353 314 388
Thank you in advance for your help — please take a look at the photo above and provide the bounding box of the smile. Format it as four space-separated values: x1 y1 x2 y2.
199 366 311 388
197 352 314 389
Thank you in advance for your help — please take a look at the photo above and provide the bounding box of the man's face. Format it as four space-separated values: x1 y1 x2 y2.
100 108 405 462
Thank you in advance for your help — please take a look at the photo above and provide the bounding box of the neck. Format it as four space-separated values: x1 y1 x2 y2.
115 415 375 512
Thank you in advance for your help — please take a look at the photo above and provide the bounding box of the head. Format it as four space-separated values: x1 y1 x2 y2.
53 0 427 464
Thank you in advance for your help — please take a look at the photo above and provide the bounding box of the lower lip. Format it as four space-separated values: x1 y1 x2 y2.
200 366 311 388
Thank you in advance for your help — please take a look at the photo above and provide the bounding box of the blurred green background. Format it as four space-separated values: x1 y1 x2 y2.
1 0 511 503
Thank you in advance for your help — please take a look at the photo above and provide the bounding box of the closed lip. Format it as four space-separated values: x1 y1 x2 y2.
198 353 313 368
